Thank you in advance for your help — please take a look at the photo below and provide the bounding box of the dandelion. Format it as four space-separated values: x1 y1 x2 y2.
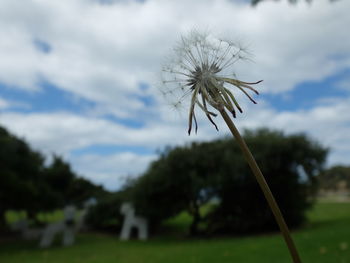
161 31 302 263
161 31 261 134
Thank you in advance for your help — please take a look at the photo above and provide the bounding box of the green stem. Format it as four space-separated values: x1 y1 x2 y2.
219 109 302 263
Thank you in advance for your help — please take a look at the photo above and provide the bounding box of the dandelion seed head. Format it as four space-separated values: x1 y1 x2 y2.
161 30 262 135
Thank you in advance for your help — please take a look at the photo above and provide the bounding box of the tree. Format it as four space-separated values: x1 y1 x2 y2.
0 126 107 231
130 128 328 236
85 189 129 232
206 129 327 235
0 126 55 229
42 155 107 207
130 143 223 235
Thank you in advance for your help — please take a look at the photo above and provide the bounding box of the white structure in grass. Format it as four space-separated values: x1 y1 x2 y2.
10 199 97 248
39 205 76 248
120 202 148 241
39 199 97 248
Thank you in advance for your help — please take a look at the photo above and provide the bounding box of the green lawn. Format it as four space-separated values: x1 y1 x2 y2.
1 202 350 263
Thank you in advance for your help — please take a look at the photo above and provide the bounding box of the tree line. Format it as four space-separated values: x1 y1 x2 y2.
88 128 330 236
3 124 348 237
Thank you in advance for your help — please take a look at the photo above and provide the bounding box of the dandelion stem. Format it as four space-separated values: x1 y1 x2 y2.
219 108 302 263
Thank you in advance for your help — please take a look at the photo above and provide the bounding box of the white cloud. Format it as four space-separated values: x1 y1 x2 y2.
0 107 220 155
336 74 350 92
70 152 157 190
235 96 350 167
0 97 9 109
1 0 349 106
0 96 30 110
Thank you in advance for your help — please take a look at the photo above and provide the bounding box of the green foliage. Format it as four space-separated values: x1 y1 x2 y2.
0 127 51 228
131 143 218 234
43 155 108 207
206 129 327 234
85 191 126 232
130 128 328 236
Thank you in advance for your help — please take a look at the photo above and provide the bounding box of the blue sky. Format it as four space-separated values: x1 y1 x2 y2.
261 69 350 111
0 0 349 190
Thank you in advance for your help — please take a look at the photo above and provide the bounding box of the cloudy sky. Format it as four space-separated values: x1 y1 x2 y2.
0 0 349 190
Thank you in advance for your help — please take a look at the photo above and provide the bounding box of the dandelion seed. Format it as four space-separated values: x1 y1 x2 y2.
161 30 262 135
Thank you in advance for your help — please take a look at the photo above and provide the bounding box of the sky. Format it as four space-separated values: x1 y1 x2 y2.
0 0 349 191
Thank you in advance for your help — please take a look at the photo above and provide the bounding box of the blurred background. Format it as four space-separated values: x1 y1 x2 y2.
1 0 350 262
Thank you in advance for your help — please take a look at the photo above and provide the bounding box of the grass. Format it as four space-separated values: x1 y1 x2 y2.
1 202 350 263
